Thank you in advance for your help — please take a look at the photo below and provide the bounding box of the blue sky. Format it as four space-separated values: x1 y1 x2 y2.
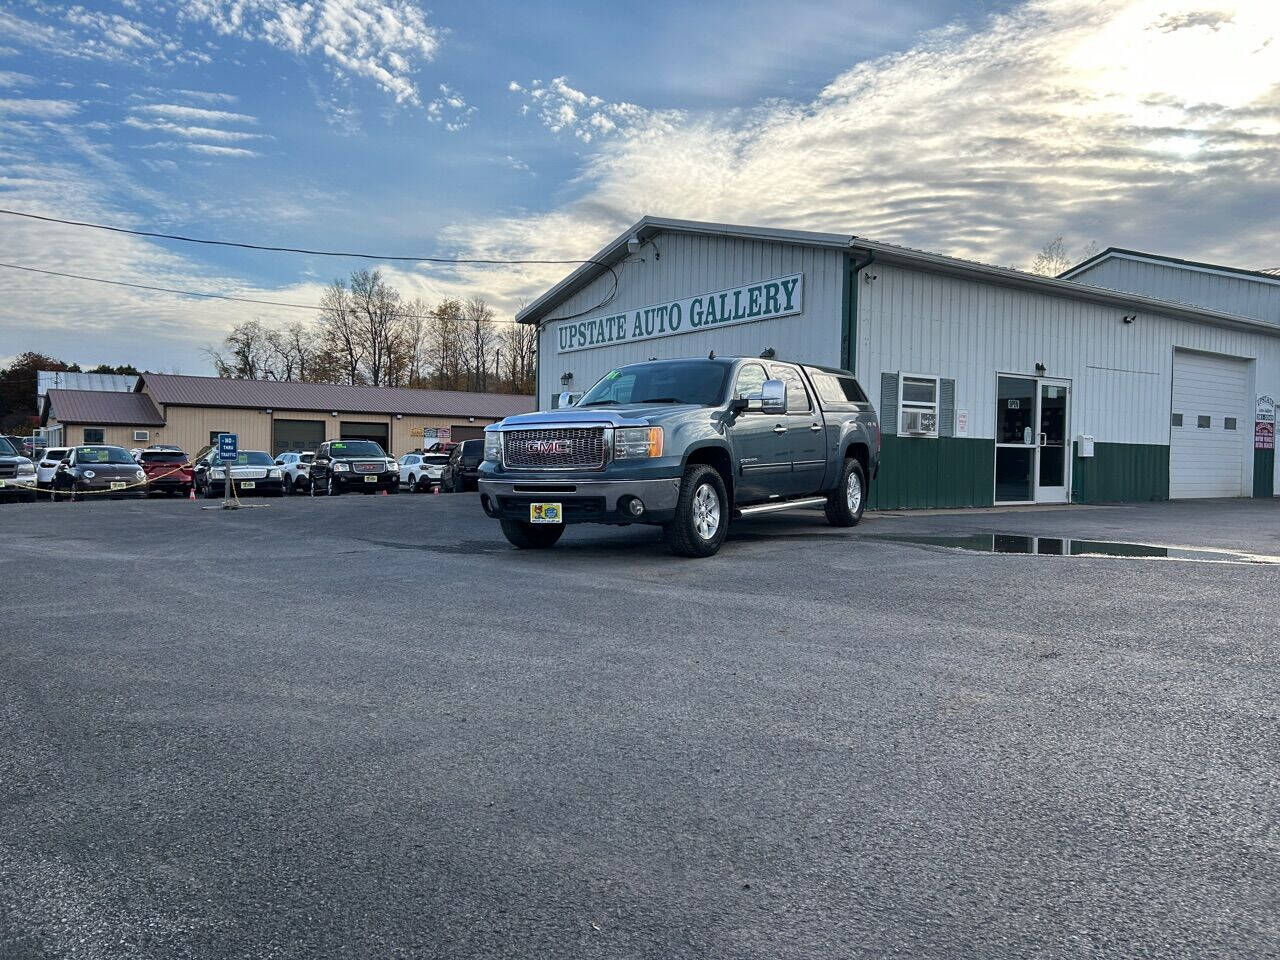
0 0 1277 372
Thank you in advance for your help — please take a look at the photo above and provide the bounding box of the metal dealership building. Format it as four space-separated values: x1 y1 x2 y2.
518 217 1278 509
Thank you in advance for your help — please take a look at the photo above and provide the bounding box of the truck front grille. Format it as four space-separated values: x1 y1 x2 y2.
503 428 607 471
353 461 383 473
0 464 16 480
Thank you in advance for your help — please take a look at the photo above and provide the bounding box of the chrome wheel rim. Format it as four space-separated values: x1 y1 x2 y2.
693 483 721 540
846 471 862 514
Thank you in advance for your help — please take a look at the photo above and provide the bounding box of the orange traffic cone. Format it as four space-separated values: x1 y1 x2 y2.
432 484 440 496
188 487 196 500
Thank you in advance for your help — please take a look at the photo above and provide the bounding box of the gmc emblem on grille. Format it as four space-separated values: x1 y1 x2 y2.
526 439 573 455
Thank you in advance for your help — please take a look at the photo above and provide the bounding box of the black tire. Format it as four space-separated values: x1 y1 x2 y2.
280 477 292 496
408 474 419 492
202 482 218 499
327 474 341 496
499 517 565 549
824 458 867 527
309 477 320 497
664 464 730 558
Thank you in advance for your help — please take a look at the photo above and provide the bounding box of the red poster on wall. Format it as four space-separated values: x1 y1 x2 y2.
1256 421 1276 450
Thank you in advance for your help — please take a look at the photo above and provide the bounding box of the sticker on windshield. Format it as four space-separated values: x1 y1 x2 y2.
604 370 620 380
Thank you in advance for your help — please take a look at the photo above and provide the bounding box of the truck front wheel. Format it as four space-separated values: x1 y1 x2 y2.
665 464 729 558
825 458 867 527
499 518 565 549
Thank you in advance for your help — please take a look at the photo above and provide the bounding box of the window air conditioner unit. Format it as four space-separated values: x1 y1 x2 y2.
901 410 936 435
133 430 150 441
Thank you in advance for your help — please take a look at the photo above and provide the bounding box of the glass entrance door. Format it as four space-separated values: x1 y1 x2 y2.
994 375 1071 503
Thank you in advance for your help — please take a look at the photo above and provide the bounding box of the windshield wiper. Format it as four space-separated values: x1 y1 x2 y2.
578 399 620 406
638 397 683 404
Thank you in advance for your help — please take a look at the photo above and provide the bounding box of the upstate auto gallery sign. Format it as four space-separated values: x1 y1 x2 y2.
556 274 803 355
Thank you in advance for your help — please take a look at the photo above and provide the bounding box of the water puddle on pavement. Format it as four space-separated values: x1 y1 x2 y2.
869 533 1280 565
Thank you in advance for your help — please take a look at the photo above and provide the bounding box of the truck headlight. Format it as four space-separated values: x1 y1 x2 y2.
614 426 663 459
484 431 502 463
135 470 145 480
333 462 350 472
268 469 282 478
210 468 225 479
83 470 96 479
17 462 35 475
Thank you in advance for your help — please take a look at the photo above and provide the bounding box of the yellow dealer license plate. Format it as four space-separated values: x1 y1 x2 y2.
240 481 255 489
364 475 378 483
529 502 562 524
110 481 127 490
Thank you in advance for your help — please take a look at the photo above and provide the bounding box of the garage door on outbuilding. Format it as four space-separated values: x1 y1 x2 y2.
448 425 485 443
340 421 390 454
272 419 326 456
1170 350 1251 499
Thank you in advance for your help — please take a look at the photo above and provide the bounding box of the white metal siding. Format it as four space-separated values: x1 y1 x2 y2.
1170 352 1251 499
1071 257 1280 327
856 263 1279 494
536 232 844 405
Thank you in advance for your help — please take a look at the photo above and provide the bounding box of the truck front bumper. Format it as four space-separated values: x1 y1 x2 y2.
478 477 681 525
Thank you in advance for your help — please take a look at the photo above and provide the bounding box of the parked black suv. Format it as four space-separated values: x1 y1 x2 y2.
441 439 484 492
309 440 400 495
0 434 38 502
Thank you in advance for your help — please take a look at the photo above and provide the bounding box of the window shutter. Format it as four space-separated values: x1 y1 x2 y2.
939 378 956 437
880 373 898 436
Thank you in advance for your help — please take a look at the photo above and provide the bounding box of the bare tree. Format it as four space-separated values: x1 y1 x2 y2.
428 298 466 391
317 279 364 384
1030 236 1098 277
500 320 537 394
399 298 431 387
206 320 278 379
348 269 406 387
463 297 497 392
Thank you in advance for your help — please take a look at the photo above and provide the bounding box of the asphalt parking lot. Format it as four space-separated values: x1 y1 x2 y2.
3 494 1279 959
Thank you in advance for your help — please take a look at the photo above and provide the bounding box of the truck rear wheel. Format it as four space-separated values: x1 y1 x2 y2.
825 458 867 527
499 518 565 549
665 464 729 558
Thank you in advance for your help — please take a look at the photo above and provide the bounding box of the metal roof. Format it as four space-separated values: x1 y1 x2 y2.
1060 247 1280 286
138 373 536 419
516 216 1280 338
36 371 139 397
43 389 165 426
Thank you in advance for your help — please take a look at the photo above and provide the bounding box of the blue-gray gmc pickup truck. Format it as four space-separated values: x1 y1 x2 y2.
478 355 880 557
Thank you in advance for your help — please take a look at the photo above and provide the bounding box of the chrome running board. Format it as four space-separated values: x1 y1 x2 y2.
735 496 828 517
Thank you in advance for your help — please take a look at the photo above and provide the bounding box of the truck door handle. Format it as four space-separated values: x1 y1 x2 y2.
810 423 822 432
1038 432 1047 446
773 425 787 435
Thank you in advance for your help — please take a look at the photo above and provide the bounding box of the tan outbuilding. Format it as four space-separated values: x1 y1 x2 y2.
42 373 534 459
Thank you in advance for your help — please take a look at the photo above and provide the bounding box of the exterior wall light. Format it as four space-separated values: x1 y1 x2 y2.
560 372 573 387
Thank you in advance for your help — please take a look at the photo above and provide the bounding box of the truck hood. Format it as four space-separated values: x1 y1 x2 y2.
492 403 702 429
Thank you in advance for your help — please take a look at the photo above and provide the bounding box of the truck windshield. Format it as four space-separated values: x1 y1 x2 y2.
578 361 729 407
0 436 16 456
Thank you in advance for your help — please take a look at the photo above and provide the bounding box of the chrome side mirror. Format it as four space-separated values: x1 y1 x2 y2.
760 379 787 415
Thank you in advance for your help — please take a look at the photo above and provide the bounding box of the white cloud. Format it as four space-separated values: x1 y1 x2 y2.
124 117 265 142
141 140 260 158
180 0 443 108
173 88 238 104
515 76 684 143
0 98 81 118
427 82 475 130
0 70 35 87
131 103 257 125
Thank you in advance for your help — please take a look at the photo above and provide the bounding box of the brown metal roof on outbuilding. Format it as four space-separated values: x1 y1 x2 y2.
138 373 535 419
43 389 166 426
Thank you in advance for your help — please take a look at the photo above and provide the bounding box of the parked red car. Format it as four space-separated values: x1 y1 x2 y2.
138 448 193 496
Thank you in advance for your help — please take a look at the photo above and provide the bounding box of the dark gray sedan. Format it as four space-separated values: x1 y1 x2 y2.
51 445 148 501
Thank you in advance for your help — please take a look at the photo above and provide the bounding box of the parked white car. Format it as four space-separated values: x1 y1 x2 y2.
398 452 448 492
274 451 314 493
35 447 70 489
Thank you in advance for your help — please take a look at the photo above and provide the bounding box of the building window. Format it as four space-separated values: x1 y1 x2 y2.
1197 416 1211 429
899 374 940 437
1224 417 1238 431
1171 413 1183 428
83 428 104 443
133 430 149 442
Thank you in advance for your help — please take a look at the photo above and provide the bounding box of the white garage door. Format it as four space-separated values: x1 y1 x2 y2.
1170 351 1250 499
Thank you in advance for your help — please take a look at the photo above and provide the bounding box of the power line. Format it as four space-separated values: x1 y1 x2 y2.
0 207 608 267
0 261 332 312
0 258 622 324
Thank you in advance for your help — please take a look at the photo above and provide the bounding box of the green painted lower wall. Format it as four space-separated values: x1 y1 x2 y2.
1255 449 1275 498
1071 442 1169 504
869 436 995 510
